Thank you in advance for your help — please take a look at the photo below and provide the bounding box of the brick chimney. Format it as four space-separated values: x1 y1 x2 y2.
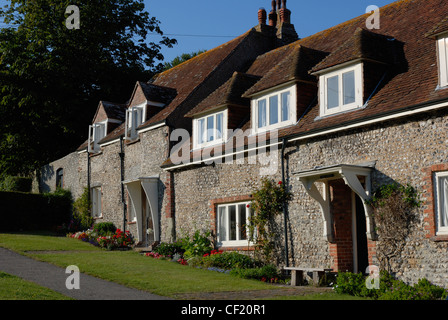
275 0 298 46
256 0 298 47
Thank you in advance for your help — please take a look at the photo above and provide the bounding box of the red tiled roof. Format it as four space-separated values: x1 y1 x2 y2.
162 0 448 168
185 72 261 117
426 14 448 39
282 0 448 139
310 27 398 74
243 44 328 97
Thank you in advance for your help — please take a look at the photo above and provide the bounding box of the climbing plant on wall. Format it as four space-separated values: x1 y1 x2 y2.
367 183 422 273
249 178 292 264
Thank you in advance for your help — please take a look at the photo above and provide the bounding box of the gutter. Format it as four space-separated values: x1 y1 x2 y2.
119 136 127 232
281 138 289 267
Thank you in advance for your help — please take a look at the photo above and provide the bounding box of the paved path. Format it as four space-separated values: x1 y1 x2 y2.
0 248 171 300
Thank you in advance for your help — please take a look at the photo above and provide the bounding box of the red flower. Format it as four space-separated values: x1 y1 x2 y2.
246 204 250 208
278 181 282 185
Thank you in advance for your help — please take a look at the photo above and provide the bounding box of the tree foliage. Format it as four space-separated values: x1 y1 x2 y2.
163 50 207 71
0 0 176 178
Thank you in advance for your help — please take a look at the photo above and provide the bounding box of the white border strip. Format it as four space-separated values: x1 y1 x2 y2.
165 100 448 171
288 100 448 143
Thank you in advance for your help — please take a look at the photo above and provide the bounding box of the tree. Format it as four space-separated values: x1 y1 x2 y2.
163 50 206 71
0 0 176 178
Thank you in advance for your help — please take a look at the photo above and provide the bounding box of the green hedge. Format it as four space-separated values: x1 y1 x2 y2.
0 190 72 232
0 176 32 193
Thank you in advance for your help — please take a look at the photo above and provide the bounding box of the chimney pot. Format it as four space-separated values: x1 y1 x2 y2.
258 8 267 25
269 0 277 26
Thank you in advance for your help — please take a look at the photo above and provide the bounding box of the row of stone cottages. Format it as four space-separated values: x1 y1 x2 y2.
37 0 448 287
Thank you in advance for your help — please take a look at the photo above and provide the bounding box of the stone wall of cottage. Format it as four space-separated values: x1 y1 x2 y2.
173 109 448 288
37 151 87 199
39 125 174 245
82 125 173 244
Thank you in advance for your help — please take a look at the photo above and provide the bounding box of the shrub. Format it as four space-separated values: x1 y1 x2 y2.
334 271 448 300
92 222 117 236
230 264 281 283
201 251 260 270
180 230 213 259
71 187 93 231
153 241 185 257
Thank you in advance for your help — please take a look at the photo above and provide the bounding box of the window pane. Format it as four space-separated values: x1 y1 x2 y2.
269 95 278 125
207 116 214 142
238 204 247 240
229 205 236 241
327 75 339 109
281 92 290 122
198 119 205 144
258 99 267 128
216 113 223 140
218 206 227 242
343 71 356 105
439 176 448 227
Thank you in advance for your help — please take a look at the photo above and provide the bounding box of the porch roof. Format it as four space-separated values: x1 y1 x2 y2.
294 162 375 181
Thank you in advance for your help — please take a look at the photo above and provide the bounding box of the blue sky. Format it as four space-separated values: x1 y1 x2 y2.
146 0 397 63
0 0 398 64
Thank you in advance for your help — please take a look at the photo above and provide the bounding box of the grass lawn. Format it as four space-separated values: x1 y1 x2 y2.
0 232 361 300
0 272 73 300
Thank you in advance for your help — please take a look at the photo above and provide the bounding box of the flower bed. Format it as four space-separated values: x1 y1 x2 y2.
144 236 285 283
68 225 134 250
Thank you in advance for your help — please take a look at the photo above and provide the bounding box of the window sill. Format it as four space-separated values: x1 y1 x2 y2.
430 234 448 242
218 245 255 252
316 104 366 121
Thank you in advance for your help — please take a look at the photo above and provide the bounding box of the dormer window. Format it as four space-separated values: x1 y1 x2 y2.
193 110 227 149
88 121 107 153
252 84 296 133
318 63 363 117
125 103 146 141
437 35 448 88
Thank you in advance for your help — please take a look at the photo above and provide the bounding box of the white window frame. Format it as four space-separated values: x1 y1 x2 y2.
88 121 107 153
252 84 297 134
319 62 363 117
91 186 102 219
434 171 448 235
216 201 254 247
437 35 448 88
193 109 227 149
125 103 146 141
